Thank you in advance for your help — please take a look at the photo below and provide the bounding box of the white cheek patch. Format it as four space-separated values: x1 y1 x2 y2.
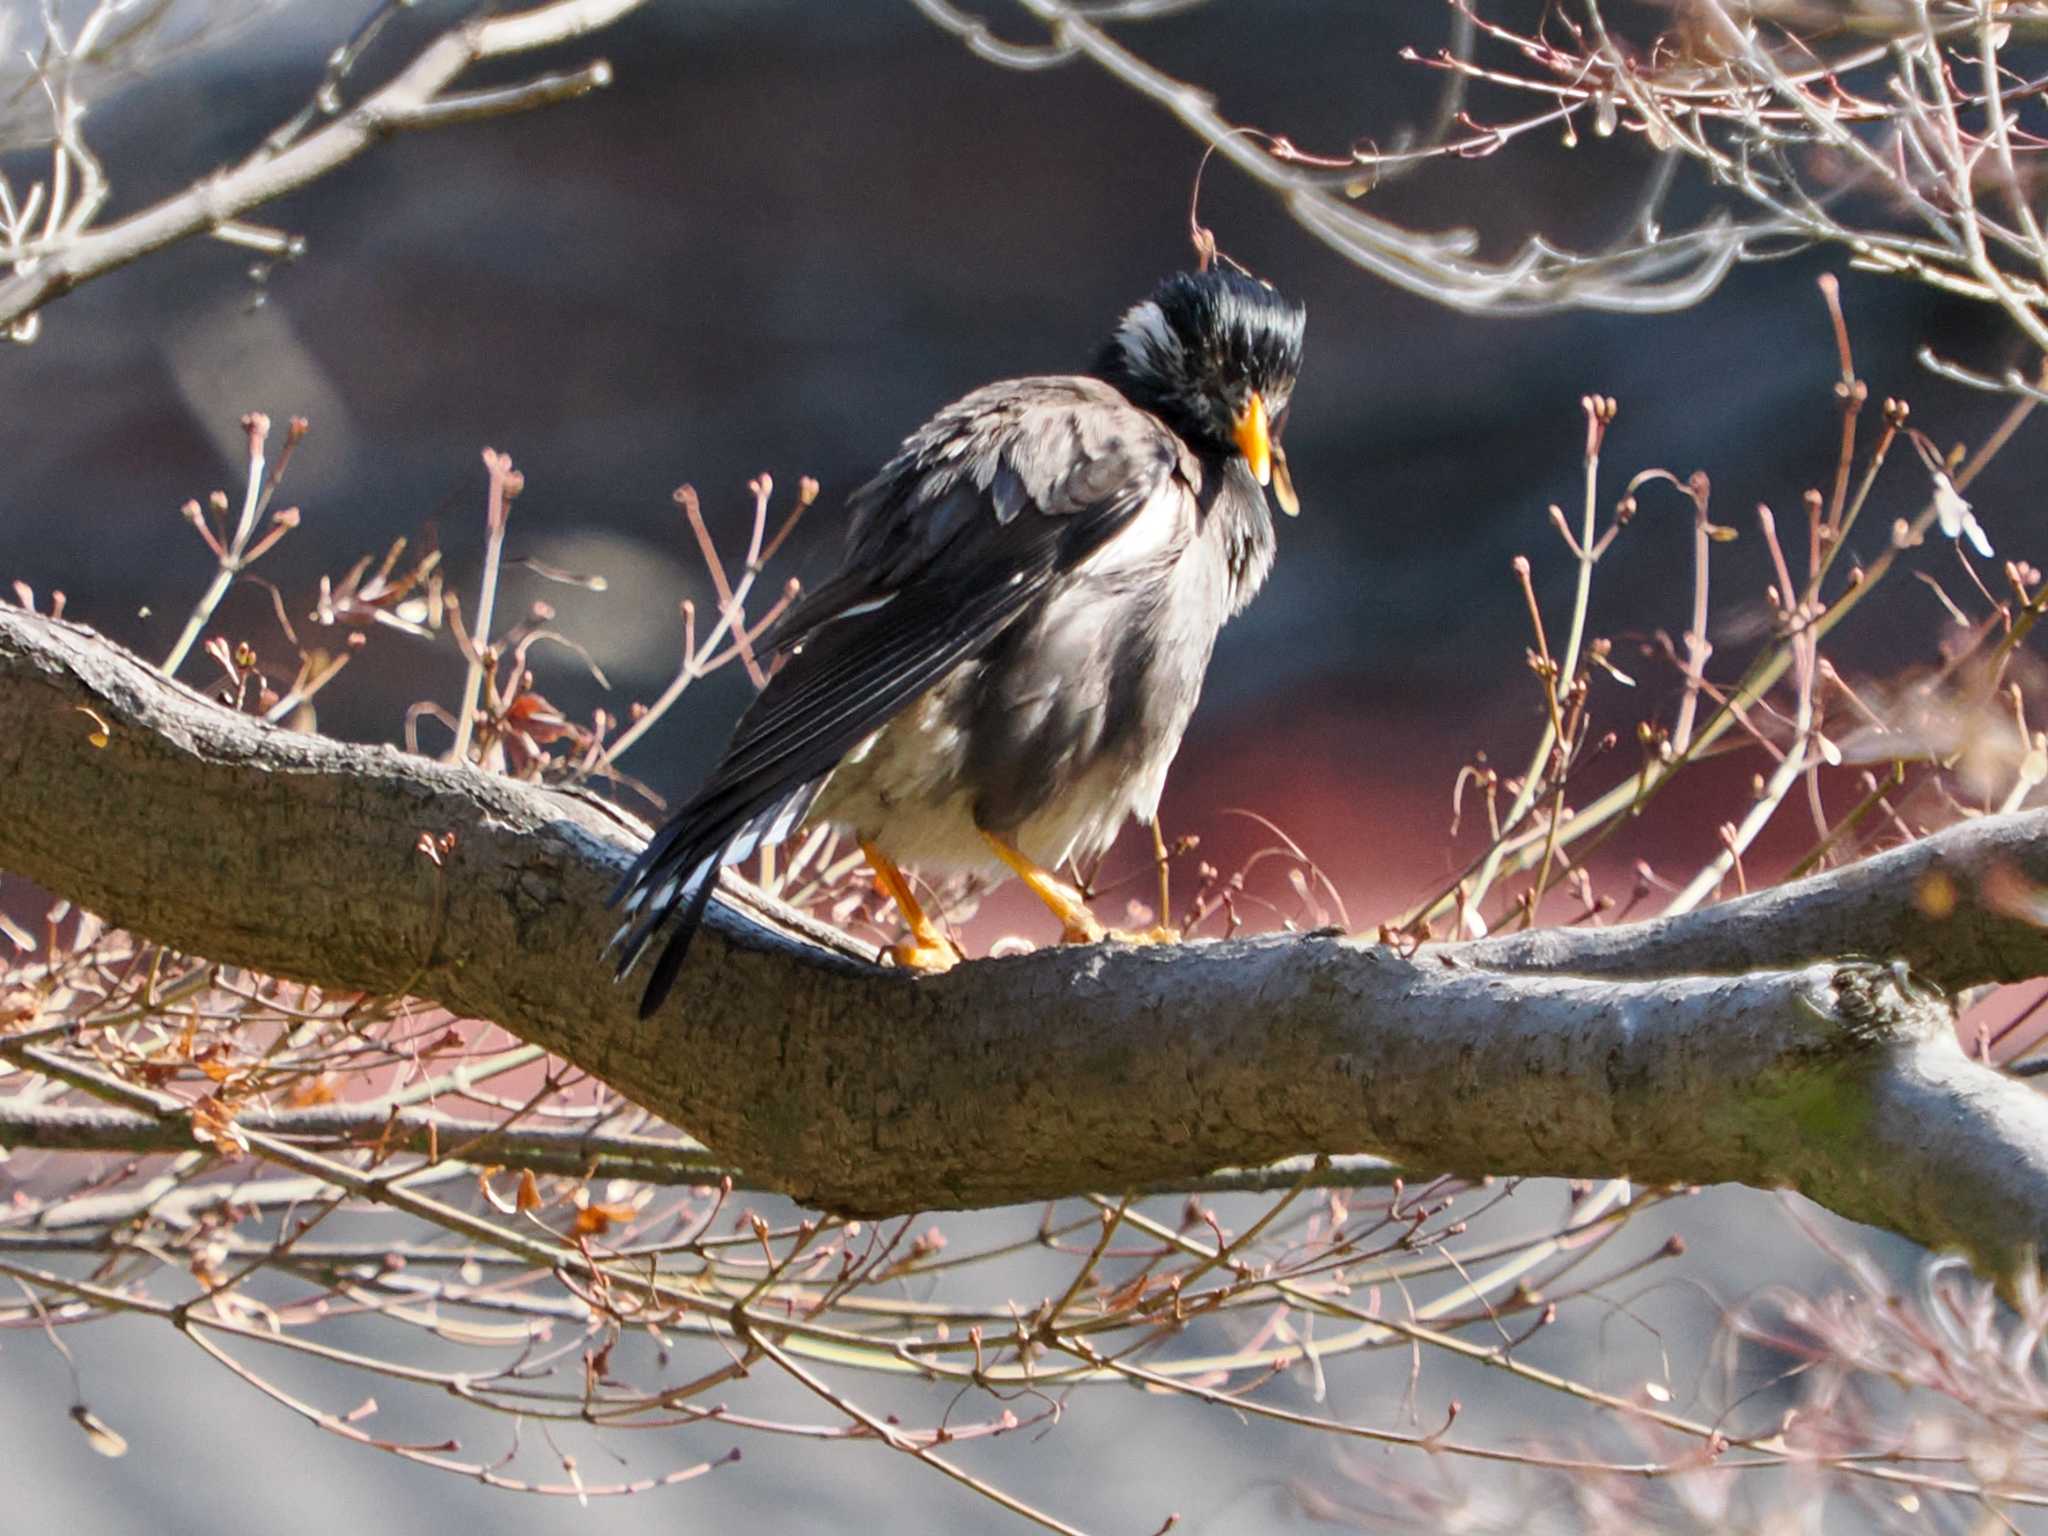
1117 301 1181 375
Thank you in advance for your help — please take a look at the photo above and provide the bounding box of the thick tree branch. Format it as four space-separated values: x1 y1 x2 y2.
3 606 2048 1275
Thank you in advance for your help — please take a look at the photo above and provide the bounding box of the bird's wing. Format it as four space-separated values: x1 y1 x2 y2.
765 376 1188 642
612 376 1195 1013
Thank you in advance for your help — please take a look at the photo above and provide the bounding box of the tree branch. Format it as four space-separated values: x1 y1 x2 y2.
1451 823 2048 993
0 1100 734 1184
0 1101 1403 1197
3 605 2048 1275
0 0 646 332
985 0 1763 314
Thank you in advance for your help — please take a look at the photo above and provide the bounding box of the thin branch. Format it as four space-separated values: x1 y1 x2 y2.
986 0 1762 314
0 1100 1405 1197
0 0 648 333
0 1100 732 1184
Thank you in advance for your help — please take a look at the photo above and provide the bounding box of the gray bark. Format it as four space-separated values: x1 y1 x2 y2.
3 605 2048 1276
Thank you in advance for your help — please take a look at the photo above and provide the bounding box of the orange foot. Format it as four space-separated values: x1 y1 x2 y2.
1076 918 1185 948
1056 908 1106 946
886 933 963 973
1107 923 1182 946
862 839 962 974
982 832 1185 950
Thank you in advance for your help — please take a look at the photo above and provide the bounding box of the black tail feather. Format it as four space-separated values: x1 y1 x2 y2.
637 870 718 1017
610 780 822 1017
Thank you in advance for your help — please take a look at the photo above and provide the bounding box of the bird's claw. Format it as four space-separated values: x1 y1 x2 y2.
1109 923 1182 946
887 935 963 973
1059 918 1182 948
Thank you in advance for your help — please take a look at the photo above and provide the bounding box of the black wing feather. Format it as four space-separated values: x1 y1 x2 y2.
611 378 1187 1015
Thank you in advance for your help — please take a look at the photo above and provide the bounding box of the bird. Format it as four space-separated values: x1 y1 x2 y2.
610 267 1306 1016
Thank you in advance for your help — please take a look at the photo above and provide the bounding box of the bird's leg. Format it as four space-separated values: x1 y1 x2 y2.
983 831 1106 945
983 831 1179 950
861 840 960 973
984 831 1186 948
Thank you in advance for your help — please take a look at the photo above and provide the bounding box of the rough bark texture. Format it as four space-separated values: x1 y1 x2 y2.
5 606 2048 1274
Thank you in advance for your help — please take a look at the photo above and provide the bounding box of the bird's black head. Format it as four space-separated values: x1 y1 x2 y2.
1094 269 1306 511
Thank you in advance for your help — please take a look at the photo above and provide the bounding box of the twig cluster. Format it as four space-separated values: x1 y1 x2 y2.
0 0 650 340
918 0 2048 352
1393 275 2048 1036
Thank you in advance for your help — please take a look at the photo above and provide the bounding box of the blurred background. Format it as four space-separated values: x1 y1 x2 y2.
3 1 2042 1530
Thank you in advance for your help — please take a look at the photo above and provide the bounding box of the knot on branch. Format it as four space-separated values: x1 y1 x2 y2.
1827 960 1952 1051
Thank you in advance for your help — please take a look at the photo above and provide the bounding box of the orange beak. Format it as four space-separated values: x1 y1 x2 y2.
1232 391 1272 487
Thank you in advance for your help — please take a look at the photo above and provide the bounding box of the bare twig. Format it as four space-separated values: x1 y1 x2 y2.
0 0 647 335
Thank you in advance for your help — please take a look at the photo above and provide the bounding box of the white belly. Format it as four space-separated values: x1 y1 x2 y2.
804 672 1166 875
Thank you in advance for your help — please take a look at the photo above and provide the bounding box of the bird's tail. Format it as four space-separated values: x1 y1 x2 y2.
608 780 820 1017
